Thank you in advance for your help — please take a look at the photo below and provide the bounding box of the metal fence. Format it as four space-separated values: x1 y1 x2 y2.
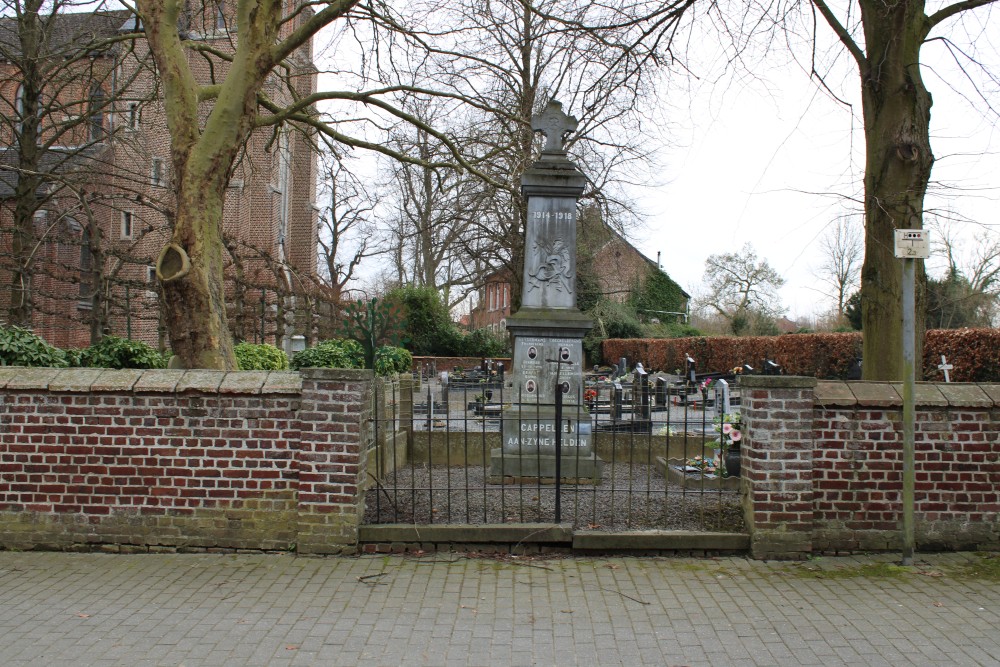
364 374 746 533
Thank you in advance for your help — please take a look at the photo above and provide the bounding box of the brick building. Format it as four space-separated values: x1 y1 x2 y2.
469 222 689 333
0 6 318 349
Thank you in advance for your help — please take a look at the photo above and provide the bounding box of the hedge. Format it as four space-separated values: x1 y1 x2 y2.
603 328 1000 381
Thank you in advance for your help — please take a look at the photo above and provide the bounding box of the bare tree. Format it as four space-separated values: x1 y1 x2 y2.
926 218 1000 326
703 0 1000 377
697 243 785 335
316 152 382 302
0 2 146 335
816 215 863 319
368 0 684 308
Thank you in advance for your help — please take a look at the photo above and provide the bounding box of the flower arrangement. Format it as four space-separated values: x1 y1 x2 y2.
583 388 598 403
684 453 722 475
715 412 742 449
700 377 715 393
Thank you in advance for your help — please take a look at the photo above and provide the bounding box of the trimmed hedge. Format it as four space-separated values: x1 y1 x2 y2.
604 328 1000 381
924 328 1000 382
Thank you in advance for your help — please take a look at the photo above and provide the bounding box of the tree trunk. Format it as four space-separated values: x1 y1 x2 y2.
157 174 235 369
858 1 932 380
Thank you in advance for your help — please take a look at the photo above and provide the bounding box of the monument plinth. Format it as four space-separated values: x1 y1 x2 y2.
488 101 603 484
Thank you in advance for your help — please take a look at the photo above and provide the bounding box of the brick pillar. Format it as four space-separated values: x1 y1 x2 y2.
740 375 817 559
296 368 373 554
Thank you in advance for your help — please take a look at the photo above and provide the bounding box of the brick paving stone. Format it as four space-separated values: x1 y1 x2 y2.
1 552 999 666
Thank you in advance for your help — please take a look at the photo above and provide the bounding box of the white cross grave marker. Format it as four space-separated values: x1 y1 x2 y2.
938 355 953 383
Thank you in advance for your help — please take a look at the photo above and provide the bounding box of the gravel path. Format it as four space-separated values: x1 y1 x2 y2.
364 463 744 532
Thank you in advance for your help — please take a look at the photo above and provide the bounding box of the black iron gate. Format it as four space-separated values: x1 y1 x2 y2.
364 372 745 532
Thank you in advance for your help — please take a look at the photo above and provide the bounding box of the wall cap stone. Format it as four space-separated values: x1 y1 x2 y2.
888 382 949 407
936 382 992 408
132 370 186 393
814 381 856 407
262 372 303 394
299 368 375 381
3 368 60 390
176 370 225 393
0 367 20 389
48 368 106 392
218 371 269 394
843 382 900 407
738 375 817 390
91 369 144 391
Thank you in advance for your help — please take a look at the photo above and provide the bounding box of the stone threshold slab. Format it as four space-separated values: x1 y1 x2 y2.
358 524 750 553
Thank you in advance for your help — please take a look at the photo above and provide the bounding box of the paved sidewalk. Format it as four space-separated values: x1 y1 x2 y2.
1 551 998 666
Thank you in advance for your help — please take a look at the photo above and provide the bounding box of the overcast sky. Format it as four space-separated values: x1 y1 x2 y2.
632 17 1000 323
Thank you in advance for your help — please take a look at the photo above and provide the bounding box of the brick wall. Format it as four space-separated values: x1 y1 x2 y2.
0 367 372 554
741 376 1000 559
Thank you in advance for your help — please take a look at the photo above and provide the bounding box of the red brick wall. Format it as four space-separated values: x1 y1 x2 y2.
742 376 1000 558
0 367 372 553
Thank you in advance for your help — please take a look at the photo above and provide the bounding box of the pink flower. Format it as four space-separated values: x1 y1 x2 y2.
722 423 733 435
730 429 742 442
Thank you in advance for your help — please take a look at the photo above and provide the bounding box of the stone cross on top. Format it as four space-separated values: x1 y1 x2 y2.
532 100 578 153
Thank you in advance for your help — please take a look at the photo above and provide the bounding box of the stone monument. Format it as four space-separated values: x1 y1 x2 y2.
488 100 603 484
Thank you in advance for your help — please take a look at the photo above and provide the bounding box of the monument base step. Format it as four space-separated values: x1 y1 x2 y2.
487 448 604 485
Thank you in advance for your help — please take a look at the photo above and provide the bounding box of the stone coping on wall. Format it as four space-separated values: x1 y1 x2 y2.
0 367 372 395
812 380 999 408
0 366 374 394
0 367 305 394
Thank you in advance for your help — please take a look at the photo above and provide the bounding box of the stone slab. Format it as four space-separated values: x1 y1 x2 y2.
813 381 857 407
262 371 302 394
3 368 59 390
488 448 603 483
937 382 993 408
658 457 740 491
132 370 186 393
847 382 901 407
218 371 269 395
90 369 144 392
176 370 225 393
47 368 106 392
976 383 1000 406
0 366 25 389
572 530 749 552
888 382 948 407
359 523 573 545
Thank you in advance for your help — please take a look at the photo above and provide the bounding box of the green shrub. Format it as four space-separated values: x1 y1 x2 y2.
0 326 69 367
374 346 413 376
460 328 509 357
78 336 166 369
290 338 364 370
234 342 289 370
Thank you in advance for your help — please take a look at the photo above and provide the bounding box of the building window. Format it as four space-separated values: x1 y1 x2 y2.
120 211 134 239
14 84 24 134
79 242 93 304
151 157 165 187
215 1 227 30
127 102 139 130
89 84 106 140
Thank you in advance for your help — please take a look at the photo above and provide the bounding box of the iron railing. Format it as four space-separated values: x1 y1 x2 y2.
364 375 745 532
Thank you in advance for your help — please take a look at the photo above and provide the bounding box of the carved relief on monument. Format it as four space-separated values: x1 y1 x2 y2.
525 237 573 296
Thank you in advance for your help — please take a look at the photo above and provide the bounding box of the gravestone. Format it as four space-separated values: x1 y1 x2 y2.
488 100 602 484
633 368 651 421
714 378 731 416
611 382 624 422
